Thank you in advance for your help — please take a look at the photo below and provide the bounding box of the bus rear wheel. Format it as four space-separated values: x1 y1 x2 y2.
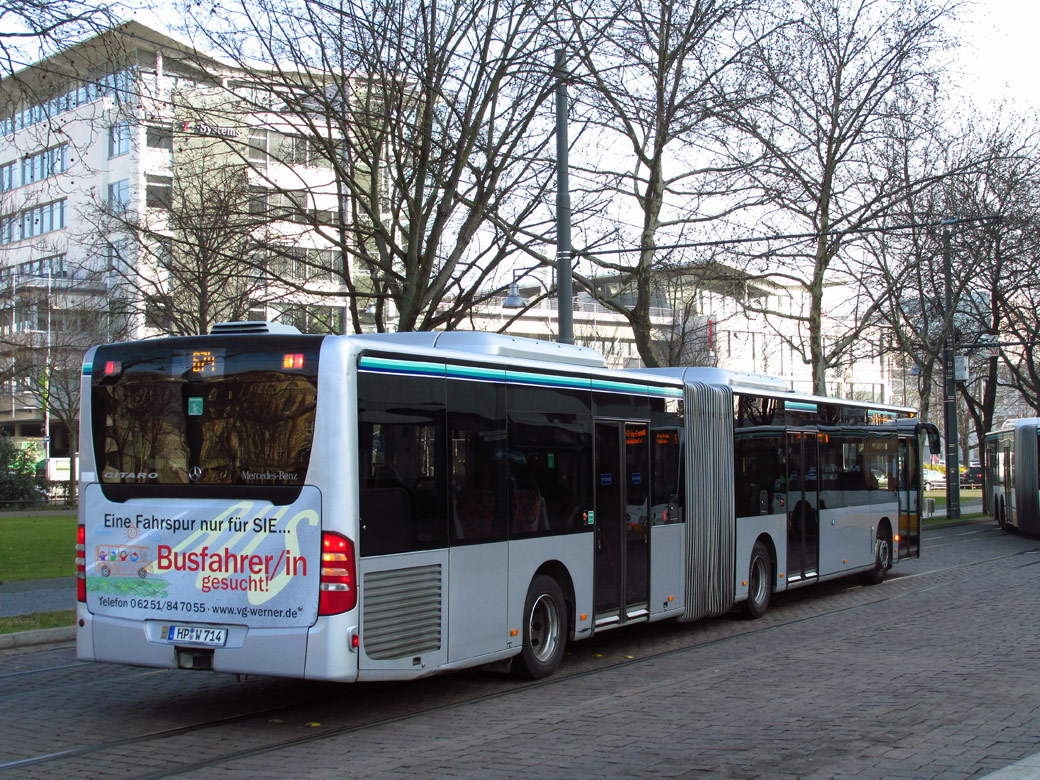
512 574 566 680
744 540 772 619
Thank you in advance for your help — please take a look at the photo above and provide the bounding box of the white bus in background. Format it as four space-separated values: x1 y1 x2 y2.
985 418 1040 534
76 323 938 682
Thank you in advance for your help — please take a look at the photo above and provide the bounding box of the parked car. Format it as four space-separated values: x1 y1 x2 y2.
960 466 984 489
923 471 946 491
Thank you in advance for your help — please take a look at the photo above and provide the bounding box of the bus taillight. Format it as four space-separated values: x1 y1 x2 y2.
319 532 356 615
76 524 86 602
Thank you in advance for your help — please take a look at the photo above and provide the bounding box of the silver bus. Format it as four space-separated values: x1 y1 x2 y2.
985 418 1040 534
75 324 937 681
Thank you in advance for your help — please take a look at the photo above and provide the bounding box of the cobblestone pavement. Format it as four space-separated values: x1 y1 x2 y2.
2 519 1038 780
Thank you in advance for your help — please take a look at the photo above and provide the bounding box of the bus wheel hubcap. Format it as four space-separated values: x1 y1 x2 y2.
530 594 560 663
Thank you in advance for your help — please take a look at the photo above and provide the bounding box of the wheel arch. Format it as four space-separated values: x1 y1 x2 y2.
533 559 576 640
877 516 893 541
755 532 778 590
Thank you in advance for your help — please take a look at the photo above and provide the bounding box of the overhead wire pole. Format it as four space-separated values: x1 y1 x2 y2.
942 223 960 519
937 213 1002 521
554 49 574 345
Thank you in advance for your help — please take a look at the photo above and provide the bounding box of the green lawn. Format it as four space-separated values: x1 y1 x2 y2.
923 511 990 526
0 609 75 634
0 512 77 582
921 488 990 526
924 488 983 509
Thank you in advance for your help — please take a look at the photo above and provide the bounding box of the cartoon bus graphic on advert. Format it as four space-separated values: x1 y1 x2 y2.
96 545 152 579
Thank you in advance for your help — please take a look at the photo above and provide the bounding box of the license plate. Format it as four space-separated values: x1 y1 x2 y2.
164 625 227 647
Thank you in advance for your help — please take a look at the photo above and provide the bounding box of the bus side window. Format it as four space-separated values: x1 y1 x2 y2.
357 372 447 556
448 378 507 544
734 431 784 517
507 385 593 536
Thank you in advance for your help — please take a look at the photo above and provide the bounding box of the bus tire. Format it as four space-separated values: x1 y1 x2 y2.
864 525 892 585
744 540 772 619
512 574 566 680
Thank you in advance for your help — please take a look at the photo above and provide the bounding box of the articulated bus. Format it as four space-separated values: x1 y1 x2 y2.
76 323 939 681
985 418 1040 534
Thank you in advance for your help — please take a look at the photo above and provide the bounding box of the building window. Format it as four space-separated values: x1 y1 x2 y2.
108 298 131 336
0 214 14 244
10 199 67 242
247 129 268 166
22 144 68 184
268 247 303 280
13 253 67 279
105 240 130 274
0 160 16 192
267 247 341 282
109 179 130 213
1 69 134 139
146 123 173 151
248 186 268 216
270 190 307 223
109 122 131 158
306 248 342 282
0 200 65 244
306 305 345 334
145 301 172 333
286 135 329 168
270 302 344 334
145 175 172 210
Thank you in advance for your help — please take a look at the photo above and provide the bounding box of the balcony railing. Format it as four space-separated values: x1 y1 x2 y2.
502 294 673 320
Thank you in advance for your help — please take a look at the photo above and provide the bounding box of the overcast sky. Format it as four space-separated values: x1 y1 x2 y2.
131 2 1036 112
954 2 1040 112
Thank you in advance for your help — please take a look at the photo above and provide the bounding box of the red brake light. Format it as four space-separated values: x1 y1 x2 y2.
104 360 121 376
318 532 356 615
76 524 86 602
283 353 304 369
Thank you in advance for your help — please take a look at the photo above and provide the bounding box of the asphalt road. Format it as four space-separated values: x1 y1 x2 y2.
2 517 1038 780
0 577 75 617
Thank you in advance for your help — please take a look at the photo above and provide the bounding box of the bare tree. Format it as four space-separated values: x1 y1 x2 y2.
0 273 125 502
862 112 1039 448
558 0 764 366
720 0 966 394
949 134 1040 453
86 128 279 337
998 273 1040 415
1 0 120 78
180 0 562 334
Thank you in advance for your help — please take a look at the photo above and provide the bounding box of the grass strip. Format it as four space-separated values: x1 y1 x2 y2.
0 609 75 634
923 511 990 526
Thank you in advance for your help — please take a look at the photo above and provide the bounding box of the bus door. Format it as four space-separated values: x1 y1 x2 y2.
897 437 920 558
594 420 650 626
786 430 819 583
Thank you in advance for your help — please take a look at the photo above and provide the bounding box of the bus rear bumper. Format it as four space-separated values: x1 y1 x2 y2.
76 607 319 679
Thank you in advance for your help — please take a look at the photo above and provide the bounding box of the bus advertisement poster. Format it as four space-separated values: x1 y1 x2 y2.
82 484 322 628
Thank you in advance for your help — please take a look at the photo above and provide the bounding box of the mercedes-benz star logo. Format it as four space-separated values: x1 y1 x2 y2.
189 466 203 482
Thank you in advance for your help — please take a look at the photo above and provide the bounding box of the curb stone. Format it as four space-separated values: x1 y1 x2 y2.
0 625 75 649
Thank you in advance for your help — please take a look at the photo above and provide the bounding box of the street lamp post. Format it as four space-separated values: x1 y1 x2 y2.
44 270 51 463
942 225 960 519
554 49 573 346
